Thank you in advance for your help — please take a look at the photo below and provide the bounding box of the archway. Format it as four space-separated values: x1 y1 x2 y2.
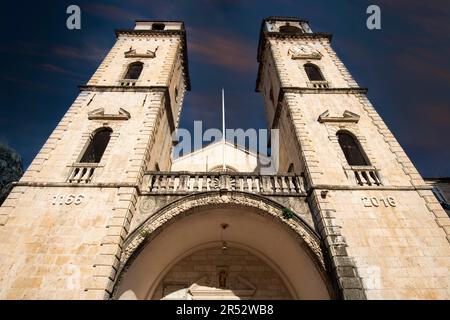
153 244 293 300
113 192 335 300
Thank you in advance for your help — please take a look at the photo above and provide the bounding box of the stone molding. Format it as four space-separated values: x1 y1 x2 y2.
87 108 131 121
111 191 331 298
318 110 360 123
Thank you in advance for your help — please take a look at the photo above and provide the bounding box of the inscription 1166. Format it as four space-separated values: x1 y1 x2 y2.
362 196 396 208
52 194 84 205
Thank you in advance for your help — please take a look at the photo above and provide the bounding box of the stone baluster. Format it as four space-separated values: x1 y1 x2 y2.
260 176 268 193
193 175 199 191
146 174 154 191
201 175 208 191
151 174 160 192
160 175 167 191
168 174 175 191
179 174 189 192
281 176 289 193
243 175 249 191
295 175 304 193
274 176 281 193
249 176 256 192
287 175 296 193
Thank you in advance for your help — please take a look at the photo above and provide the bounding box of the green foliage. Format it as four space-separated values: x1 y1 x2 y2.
282 208 294 220
140 229 151 239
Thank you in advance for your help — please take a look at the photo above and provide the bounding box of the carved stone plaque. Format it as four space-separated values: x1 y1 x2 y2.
289 44 322 60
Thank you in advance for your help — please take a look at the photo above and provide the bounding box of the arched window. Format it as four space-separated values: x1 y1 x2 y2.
337 131 369 166
304 63 325 81
288 163 294 173
80 128 112 163
210 165 238 173
279 24 302 33
124 62 143 80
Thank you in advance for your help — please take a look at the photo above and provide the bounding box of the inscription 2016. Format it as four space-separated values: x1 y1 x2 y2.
362 196 396 208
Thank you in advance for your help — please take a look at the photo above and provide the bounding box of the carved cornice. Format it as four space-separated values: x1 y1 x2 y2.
14 181 138 189
79 85 168 93
282 87 368 94
318 110 360 123
305 184 432 196
88 108 131 120
124 47 158 58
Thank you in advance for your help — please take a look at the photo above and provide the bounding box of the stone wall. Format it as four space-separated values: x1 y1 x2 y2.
0 22 187 299
153 247 292 300
258 19 450 299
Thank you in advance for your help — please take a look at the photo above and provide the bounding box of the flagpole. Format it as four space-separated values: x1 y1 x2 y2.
222 88 226 171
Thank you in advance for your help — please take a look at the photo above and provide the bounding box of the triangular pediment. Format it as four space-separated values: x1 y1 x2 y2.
318 109 360 123
124 46 158 58
88 108 130 120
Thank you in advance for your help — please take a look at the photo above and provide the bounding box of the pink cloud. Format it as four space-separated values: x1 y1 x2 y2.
185 92 222 122
188 28 257 74
83 3 143 23
395 50 450 83
37 64 84 78
0 41 108 63
52 44 107 62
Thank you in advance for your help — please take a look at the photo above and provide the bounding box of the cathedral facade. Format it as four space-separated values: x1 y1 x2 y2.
0 17 449 300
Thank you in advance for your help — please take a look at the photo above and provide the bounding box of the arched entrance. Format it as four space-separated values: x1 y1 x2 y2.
113 192 335 300
153 244 293 300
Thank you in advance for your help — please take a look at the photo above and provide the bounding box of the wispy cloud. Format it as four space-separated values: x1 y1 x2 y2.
0 75 50 91
378 0 450 38
52 44 107 62
84 3 144 23
0 42 47 57
36 63 85 79
188 28 256 73
398 103 450 150
395 50 450 84
127 0 179 18
183 91 221 123
0 41 108 63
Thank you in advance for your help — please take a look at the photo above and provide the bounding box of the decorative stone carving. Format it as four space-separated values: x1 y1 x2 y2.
88 108 131 120
139 197 155 214
124 46 158 58
188 275 256 299
318 109 360 123
120 192 325 270
289 44 322 60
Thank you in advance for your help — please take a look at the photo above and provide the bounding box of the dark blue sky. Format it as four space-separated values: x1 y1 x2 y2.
0 0 449 177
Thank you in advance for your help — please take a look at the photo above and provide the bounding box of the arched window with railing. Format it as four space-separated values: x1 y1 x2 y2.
304 63 325 81
337 131 369 166
80 127 113 163
123 61 143 80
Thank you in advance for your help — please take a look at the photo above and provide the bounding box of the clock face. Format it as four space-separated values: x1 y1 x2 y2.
289 44 321 59
291 44 314 55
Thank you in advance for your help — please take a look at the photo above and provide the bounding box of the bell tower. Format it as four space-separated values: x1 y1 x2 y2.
0 21 190 299
257 17 450 299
